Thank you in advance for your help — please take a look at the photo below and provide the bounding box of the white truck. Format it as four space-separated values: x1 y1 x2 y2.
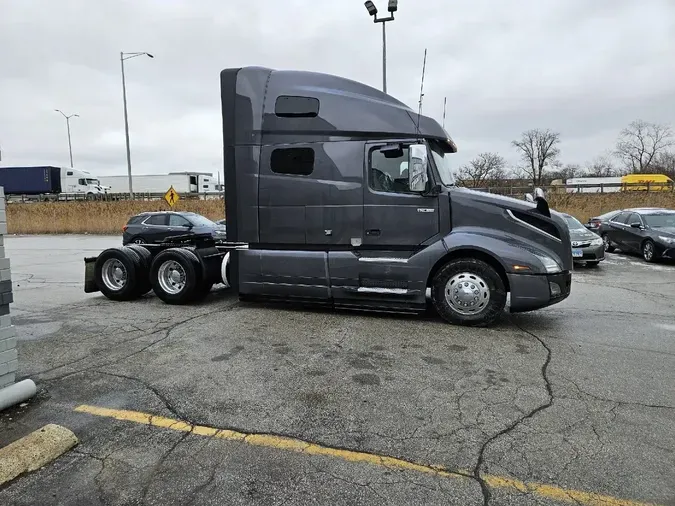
565 177 622 193
98 172 219 194
0 166 109 199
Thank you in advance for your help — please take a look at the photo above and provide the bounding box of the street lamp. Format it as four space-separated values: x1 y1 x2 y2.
54 109 79 167
364 0 398 94
120 51 153 198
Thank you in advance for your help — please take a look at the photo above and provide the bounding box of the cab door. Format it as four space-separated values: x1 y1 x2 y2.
362 141 439 247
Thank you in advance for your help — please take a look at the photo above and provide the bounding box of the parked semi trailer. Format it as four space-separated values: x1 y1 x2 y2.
0 166 108 198
84 66 573 326
98 172 219 194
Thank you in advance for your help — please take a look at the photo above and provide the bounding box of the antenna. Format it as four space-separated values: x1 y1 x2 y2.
442 96 447 129
415 48 427 136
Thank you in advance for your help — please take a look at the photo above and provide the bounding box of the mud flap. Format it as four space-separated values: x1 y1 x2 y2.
84 256 99 293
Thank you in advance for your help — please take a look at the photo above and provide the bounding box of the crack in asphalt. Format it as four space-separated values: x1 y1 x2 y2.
471 319 554 506
558 373 675 410
39 304 237 384
140 428 194 505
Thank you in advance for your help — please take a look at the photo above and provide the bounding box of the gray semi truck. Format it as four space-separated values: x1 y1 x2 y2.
84 65 572 326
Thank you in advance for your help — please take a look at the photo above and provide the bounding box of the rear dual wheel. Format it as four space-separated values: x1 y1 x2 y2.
150 248 206 304
94 246 152 301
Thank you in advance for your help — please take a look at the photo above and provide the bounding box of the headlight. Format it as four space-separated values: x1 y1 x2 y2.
590 237 603 246
658 235 675 244
534 253 561 274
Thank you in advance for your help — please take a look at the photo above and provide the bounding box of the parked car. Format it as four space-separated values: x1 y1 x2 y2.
122 211 227 245
601 208 675 262
585 207 663 234
585 209 623 233
560 213 604 266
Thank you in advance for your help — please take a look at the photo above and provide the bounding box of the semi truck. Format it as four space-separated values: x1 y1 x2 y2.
0 166 108 198
83 65 573 327
98 172 219 194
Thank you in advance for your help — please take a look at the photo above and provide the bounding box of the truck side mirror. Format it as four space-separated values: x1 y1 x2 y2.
408 144 428 192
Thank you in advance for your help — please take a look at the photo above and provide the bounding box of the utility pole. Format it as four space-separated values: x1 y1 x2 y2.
120 51 154 198
54 109 79 167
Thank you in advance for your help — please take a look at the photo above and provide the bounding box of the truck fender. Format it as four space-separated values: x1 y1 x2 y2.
431 229 550 287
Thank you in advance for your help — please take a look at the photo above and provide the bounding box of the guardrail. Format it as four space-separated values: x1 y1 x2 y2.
4 181 675 202
5 192 225 203
468 181 675 196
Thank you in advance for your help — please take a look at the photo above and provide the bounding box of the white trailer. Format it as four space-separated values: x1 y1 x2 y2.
566 177 622 193
98 172 219 194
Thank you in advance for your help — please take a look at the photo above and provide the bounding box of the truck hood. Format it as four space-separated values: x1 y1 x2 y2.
449 186 573 272
451 187 540 214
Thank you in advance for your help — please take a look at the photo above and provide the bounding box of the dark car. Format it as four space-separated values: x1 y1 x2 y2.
602 208 675 262
585 209 622 233
122 211 227 245
586 207 663 234
560 213 604 266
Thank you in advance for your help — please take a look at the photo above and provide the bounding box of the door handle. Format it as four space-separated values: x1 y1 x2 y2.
366 229 381 236
417 208 435 213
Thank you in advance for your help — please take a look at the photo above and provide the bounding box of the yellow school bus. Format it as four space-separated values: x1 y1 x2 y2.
621 173 674 191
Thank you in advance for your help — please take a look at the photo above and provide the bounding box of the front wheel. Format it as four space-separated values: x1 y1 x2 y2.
602 234 615 253
431 258 507 327
642 239 657 263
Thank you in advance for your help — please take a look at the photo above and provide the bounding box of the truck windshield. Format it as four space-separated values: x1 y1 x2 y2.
85 178 99 185
428 140 455 186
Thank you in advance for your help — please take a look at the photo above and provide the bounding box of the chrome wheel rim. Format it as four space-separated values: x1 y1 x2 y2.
445 272 490 315
101 258 127 291
643 242 654 261
602 235 610 251
158 260 186 294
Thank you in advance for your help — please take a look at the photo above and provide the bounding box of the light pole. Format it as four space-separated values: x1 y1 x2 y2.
121 51 153 198
54 109 79 167
364 0 398 94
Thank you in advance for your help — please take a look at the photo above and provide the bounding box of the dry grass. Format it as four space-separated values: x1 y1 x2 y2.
547 192 675 221
7 199 225 235
6 192 675 235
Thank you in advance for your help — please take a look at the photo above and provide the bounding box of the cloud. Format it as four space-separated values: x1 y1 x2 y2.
1 0 674 176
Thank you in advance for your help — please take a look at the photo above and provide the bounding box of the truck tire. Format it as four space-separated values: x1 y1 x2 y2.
150 248 203 304
431 258 506 327
94 247 142 301
124 245 153 296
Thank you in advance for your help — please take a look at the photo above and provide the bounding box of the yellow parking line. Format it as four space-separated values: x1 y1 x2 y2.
73 404 659 506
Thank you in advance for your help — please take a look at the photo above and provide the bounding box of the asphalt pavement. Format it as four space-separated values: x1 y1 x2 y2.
0 235 674 506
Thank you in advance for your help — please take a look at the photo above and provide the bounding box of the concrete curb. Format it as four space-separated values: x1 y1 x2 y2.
0 424 78 486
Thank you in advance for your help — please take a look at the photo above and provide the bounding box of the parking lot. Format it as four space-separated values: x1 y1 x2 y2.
1 235 674 505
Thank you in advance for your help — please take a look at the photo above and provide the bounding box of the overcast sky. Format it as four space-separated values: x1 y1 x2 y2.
1 0 674 178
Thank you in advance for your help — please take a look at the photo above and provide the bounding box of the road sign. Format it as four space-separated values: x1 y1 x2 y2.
164 186 180 207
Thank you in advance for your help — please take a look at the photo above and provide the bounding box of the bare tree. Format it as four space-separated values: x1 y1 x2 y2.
511 129 561 185
615 119 674 173
651 151 675 178
458 152 506 188
586 154 621 177
547 162 583 182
